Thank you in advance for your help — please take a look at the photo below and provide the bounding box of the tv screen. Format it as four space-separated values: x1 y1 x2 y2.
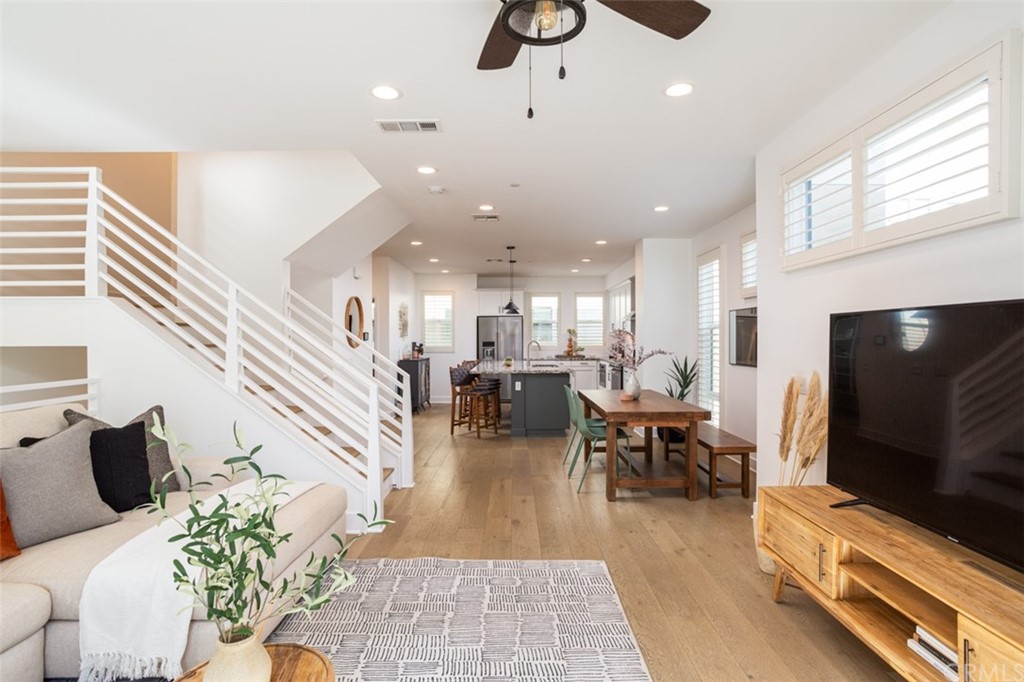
827 300 1024 573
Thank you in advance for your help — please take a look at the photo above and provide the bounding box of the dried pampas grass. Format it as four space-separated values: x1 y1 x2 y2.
778 371 829 486
777 378 800 485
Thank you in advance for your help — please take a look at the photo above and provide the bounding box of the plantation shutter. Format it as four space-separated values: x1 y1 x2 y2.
864 76 990 233
423 292 453 352
697 250 721 426
529 294 560 347
740 232 757 298
783 151 854 258
575 295 604 348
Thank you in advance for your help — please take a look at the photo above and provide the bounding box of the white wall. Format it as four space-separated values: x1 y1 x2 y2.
477 275 606 355
634 239 696 391
605 258 635 290
755 4 1024 490
288 262 333 314
177 151 381 306
416 273 478 404
332 255 375 346
692 204 758 446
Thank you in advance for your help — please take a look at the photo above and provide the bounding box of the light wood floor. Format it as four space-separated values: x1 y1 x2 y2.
349 408 897 682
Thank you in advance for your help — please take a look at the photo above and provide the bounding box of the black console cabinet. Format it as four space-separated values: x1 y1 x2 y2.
398 357 431 414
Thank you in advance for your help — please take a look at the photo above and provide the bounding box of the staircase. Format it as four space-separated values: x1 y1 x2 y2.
0 166 412 524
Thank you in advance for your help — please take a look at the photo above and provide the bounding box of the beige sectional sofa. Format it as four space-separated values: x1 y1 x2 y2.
0 404 348 679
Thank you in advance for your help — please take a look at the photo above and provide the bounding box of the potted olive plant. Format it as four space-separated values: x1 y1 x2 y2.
659 356 698 442
148 417 390 682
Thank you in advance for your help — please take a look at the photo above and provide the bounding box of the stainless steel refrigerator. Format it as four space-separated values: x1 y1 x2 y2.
477 315 524 401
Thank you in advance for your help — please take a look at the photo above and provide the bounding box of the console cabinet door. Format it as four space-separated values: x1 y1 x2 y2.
761 498 838 597
959 616 1024 682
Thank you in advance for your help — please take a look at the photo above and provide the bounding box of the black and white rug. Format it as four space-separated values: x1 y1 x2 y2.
267 557 652 681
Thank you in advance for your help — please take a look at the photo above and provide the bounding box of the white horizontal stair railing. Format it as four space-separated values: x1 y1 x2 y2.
0 167 398 520
284 288 413 487
0 378 99 414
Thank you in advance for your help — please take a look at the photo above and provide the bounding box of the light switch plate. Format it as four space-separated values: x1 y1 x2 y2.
514 381 522 391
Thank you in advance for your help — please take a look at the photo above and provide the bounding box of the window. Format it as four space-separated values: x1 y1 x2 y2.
740 232 758 298
422 291 453 352
528 294 560 347
783 148 854 260
697 249 721 426
574 294 605 349
781 39 1014 269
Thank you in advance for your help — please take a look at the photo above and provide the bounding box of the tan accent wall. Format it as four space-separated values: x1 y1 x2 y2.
0 152 177 233
0 152 178 298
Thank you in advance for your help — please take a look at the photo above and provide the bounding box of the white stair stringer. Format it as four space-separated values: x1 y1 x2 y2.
0 296 372 531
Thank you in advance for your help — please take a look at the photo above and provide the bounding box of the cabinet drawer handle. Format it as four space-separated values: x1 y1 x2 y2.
817 543 826 582
963 638 972 682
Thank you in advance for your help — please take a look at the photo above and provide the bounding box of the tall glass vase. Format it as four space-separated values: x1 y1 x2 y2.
623 368 642 400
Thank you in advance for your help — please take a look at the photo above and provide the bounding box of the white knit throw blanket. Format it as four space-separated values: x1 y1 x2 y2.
79 479 318 682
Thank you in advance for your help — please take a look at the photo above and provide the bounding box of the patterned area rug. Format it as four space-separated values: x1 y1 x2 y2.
267 557 651 681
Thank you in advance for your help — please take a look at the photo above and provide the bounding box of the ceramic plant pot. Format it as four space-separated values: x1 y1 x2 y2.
204 631 272 682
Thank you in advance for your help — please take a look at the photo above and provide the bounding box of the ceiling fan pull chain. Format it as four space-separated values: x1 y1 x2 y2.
559 1 566 80
527 45 534 119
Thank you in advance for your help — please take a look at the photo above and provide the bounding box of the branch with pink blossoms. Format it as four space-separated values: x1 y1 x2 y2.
607 329 669 370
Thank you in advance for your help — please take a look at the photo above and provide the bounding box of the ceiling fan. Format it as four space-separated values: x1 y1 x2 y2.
477 0 712 71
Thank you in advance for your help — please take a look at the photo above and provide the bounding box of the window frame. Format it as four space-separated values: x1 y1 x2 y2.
780 36 1019 271
697 248 722 427
421 290 455 353
740 231 758 299
526 292 561 350
573 292 606 350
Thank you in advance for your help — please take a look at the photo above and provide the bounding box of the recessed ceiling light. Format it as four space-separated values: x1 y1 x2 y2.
581 258 592 263
417 166 437 175
479 204 494 211
571 269 580 273
371 85 401 100
595 240 607 245
429 258 439 263
410 241 423 246
441 269 450 274
510 183 521 188
654 206 669 212
665 82 694 97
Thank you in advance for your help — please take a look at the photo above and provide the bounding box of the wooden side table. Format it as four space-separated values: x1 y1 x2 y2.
176 643 332 682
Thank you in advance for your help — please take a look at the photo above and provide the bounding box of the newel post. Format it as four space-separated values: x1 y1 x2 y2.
84 167 103 297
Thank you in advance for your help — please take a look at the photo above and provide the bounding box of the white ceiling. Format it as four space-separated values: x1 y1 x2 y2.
1 1 947 277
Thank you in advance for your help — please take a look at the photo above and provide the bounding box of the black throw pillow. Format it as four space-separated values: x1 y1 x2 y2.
18 436 44 447
89 421 153 513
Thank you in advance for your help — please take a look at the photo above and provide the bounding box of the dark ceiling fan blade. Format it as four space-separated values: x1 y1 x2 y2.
478 10 522 70
597 0 711 40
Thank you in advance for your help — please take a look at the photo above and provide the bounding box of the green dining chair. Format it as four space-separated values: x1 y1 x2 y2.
562 385 608 466
566 389 631 493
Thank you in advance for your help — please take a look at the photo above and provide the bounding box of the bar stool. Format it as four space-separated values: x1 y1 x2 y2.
449 366 476 434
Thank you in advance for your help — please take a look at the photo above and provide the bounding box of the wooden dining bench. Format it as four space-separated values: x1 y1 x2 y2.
695 422 755 498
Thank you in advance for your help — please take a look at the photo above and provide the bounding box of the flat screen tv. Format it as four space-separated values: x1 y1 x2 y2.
827 300 1024 573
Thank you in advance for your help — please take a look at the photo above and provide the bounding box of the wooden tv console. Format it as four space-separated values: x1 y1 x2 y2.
758 486 1024 681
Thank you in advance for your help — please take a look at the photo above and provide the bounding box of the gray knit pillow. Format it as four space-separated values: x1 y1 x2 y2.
65 406 180 493
0 420 120 548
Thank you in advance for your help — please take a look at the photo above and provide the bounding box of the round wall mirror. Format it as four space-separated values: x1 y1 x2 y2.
345 296 364 348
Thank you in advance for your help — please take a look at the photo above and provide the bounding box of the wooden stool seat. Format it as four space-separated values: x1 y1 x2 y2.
695 422 755 498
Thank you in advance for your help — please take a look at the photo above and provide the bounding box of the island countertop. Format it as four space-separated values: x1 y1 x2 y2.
471 361 573 375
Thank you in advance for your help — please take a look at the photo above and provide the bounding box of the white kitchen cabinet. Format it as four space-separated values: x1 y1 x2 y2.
477 290 524 316
572 361 599 390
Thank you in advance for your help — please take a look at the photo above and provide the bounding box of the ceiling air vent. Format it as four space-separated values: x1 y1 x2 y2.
376 119 442 133
473 214 500 222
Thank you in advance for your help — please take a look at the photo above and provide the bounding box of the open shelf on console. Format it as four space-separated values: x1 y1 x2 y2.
841 561 957 649
832 597 949 682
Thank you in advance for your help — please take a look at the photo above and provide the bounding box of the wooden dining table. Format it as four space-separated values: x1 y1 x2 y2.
577 389 711 501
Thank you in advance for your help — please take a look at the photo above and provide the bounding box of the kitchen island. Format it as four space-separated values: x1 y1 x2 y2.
472 361 571 437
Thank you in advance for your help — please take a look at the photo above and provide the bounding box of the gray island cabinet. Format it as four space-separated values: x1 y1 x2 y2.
510 372 570 437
